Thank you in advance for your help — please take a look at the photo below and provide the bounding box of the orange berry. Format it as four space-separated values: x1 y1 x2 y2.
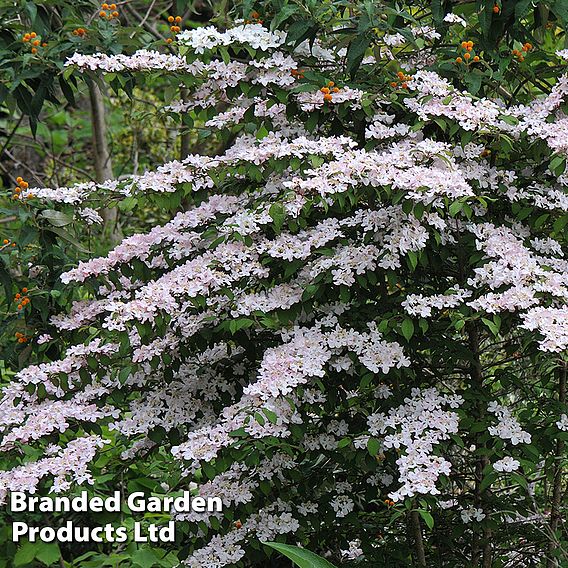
16 177 22 183
22 287 28 293
17 304 22 310
455 57 463 63
320 87 330 94
390 81 398 87
18 337 25 343
166 38 173 44
175 16 182 23
15 294 21 300
102 3 109 8
493 5 500 13
464 52 471 60
397 71 405 79
461 41 468 49
473 55 480 62
467 40 474 47
327 81 335 87
11 243 16 247
332 87 340 93
31 47 37 54
110 3 116 8
323 93 333 102
73 30 78 35
168 16 174 22
33 39 40 46
234 520 243 529
251 11 260 18
112 11 119 17
19 181 28 188
100 11 106 17
401 82 408 89
41 43 47 47
30 32 36 38
2 239 8 245
466 45 472 51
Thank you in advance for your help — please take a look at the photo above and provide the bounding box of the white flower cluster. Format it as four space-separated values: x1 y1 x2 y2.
177 23 286 53
487 402 531 445
368 388 463 501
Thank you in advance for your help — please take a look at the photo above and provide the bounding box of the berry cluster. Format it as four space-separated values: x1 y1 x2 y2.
2 239 16 249
290 68 305 79
165 15 183 44
512 42 532 62
72 27 87 38
456 40 480 64
14 287 30 311
14 332 29 344
244 11 263 24
320 81 340 102
390 71 413 89
12 177 33 201
99 3 119 20
22 32 47 54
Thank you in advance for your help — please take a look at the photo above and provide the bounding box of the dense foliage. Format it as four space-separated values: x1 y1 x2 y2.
1 0 568 566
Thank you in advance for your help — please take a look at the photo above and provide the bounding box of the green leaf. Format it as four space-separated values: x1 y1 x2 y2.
418 510 434 530
38 210 73 227
132 547 159 568
269 202 286 234
401 318 414 341
346 35 370 76
263 542 338 568
35 542 61 566
14 541 36 567
367 437 381 456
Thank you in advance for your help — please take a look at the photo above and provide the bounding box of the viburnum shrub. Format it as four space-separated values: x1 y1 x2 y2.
1 1 568 566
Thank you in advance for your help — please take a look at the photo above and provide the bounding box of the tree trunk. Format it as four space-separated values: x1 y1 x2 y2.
88 78 121 244
547 361 567 567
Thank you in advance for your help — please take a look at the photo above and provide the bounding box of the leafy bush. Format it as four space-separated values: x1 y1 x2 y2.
1 0 568 566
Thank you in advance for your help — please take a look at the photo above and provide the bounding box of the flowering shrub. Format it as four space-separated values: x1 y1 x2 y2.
1 1 568 566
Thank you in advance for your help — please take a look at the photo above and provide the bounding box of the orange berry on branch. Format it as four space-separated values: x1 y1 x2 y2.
16 177 22 183
110 3 116 9
493 5 500 13
473 55 480 62
17 304 22 310
332 87 340 93
467 40 474 47
461 41 468 49
112 11 119 17
100 10 107 17
2 239 8 245
464 52 471 60
390 81 398 87
41 43 47 47
323 93 333 102
168 15 174 22
455 56 463 63
320 87 330 94
22 287 28 293
31 47 37 53
30 32 36 38
102 3 109 8
166 38 173 43
175 16 182 23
